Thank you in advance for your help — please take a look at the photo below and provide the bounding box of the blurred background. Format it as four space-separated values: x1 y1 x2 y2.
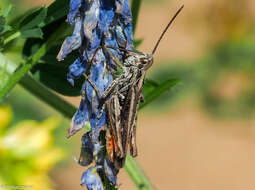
1 0 255 189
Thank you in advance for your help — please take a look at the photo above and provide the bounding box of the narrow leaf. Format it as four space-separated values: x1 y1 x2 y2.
10 7 42 29
0 16 6 33
20 7 47 30
134 38 143 49
140 79 180 110
3 4 13 17
32 63 83 96
21 28 43 39
45 0 69 26
0 23 61 100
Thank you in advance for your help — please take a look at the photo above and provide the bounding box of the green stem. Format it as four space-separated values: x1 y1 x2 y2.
0 42 47 100
3 31 21 45
125 155 155 190
19 74 77 118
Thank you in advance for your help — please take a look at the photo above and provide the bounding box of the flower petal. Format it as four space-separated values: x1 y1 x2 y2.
57 17 83 61
83 0 100 40
67 97 89 138
67 56 88 86
81 167 104 190
115 0 132 24
98 0 115 35
68 0 83 25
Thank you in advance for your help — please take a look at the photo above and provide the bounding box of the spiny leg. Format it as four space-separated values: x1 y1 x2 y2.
103 45 124 70
83 70 122 104
83 73 103 98
83 74 106 119
105 45 142 55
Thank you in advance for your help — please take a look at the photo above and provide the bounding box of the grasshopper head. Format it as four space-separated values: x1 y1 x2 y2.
124 52 153 70
137 53 154 70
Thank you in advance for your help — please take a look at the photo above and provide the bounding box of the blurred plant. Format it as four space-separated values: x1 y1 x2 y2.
0 105 64 190
0 4 12 49
150 37 255 118
184 0 254 45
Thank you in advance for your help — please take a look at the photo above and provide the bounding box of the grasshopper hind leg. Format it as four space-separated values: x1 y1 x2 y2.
129 123 138 157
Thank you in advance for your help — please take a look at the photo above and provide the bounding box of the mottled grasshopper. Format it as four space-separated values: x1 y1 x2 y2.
85 5 184 168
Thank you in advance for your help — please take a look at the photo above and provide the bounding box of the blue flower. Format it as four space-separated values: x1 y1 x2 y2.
68 0 83 25
57 16 83 61
59 0 134 142
67 56 88 86
58 0 134 187
67 97 89 138
81 167 104 190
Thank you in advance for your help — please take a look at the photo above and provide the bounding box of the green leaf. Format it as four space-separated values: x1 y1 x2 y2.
0 22 61 100
0 25 11 34
30 45 82 96
134 38 143 49
2 4 12 17
45 0 69 26
21 28 43 39
140 79 180 109
22 17 71 58
0 16 6 33
10 0 68 31
20 7 47 30
21 22 73 95
131 0 142 34
0 5 12 35
32 64 83 97
9 7 42 29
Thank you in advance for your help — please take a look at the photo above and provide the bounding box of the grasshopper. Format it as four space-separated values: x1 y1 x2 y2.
84 5 184 168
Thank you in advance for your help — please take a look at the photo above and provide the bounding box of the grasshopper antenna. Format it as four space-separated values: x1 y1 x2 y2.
152 5 184 55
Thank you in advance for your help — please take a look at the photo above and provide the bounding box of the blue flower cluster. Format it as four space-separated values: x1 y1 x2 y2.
57 0 134 188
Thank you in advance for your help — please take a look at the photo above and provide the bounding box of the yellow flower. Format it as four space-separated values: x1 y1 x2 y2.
34 148 64 172
2 117 61 158
0 105 64 190
23 174 55 190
